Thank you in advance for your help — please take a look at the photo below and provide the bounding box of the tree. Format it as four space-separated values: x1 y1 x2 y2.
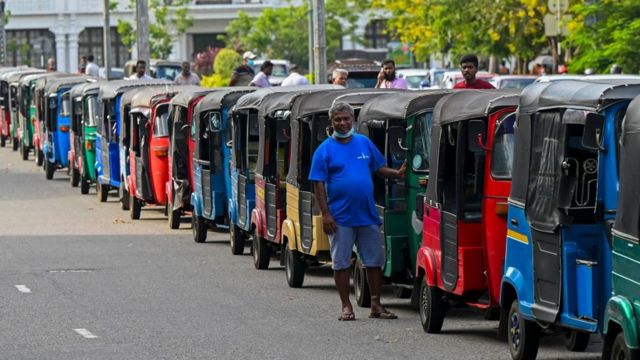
113 0 193 59
565 0 640 74
201 48 242 87
220 0 369 70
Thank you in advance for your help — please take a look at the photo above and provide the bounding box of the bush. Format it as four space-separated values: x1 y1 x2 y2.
214 49 242 80
201 73 228 88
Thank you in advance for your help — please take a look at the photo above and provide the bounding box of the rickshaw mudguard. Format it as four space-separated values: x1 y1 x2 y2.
604 295 640 349
500 267 526 310
251 208 265 238
416 246 437 287
281 219 298 251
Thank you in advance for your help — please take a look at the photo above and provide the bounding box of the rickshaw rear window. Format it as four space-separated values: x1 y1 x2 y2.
60 93 71 117
86 95 99 127
412 112 432 173
491 113 516 179
153 104 170 137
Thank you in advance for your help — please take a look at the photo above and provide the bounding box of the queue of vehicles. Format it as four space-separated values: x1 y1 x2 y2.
2 65 640 360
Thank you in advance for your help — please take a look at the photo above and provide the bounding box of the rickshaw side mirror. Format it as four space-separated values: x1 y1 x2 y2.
388 126 408 160
582 113 605 151
467 120 487 152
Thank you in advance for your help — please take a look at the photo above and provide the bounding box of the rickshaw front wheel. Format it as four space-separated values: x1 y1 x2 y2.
70 167 80 187
252 232 271 270
45 160 55 180
564 330 590 352
12 136 18 151
285 245 305 288
229 225 246 255
353 258 371 308
0 135 5 147
36 149 44 166
192 212 208 243
21 142 28 161
97 182 109 202
419 278 445 333
608 332 639 360
507 299 539 360
168 202 181 229
129 195 141 220
80 174 90 195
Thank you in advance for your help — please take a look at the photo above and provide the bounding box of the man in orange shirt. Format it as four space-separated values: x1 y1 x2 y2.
453 54 495 89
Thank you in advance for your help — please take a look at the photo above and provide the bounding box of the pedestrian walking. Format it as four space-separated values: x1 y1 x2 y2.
127 60 154 80
281 65 309 86
174 61 200 85
229 51 257 86
375 59 408 89
309 102 405 321
85 54 100 77
330 68 349 86
250 60 273 88
453 54 495 89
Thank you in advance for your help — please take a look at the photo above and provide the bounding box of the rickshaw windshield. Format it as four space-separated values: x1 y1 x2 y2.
153 104 170 137
412 112 432 173
491 112 516 179
85 95 99 127
60 93 71 117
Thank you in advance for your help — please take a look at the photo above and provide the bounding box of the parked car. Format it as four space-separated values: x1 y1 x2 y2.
489 75 537 89
99 67 125 80
397 68 428 90
251 59 291 86
123 60 183 81
440 71 495 89
327 59 381 89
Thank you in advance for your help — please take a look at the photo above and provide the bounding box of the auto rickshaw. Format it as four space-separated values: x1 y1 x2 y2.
42 76 93 180
280 88 396 287
603 94 640 360
228 86 340 254
352 90 451 306
18 72 70 161
127 86 185 219
188 87 255 239
500 81 640 360
165 87 222 229
69 81 103 194
418 89 520 333
5 68 45 151
249 87 345 267
95 79 171 202
0 66 19 147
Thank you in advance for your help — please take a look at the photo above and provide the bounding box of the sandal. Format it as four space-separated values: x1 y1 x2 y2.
368 311 398 320
338 311 356 321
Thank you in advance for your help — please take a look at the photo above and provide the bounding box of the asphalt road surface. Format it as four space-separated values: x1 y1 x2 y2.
0 146 603 360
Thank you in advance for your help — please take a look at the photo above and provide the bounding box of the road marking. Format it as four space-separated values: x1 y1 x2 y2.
73 328 98 339
14 285 32 293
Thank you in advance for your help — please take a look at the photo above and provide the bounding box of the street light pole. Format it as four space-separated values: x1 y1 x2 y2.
136 0 150 67
307 0 314 78
312 0 326 84
103 0 112 79
0 0 6 66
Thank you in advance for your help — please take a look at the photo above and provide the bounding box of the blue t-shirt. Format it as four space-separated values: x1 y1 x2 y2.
308 134 386 227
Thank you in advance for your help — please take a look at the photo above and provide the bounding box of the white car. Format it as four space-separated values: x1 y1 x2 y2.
440 71 495 89
252 59 291 86
489 75 537 89
397 68 428 90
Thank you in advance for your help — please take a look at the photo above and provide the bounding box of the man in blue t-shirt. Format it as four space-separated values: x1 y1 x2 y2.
309 102 405 321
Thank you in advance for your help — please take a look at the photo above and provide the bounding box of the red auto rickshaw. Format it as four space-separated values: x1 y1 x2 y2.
417 89 519 333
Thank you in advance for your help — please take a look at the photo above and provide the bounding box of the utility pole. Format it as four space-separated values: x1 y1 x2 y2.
312 0 326 84
307 0 314 79
136 0 150 68
0 0 6 66
103 0 112 79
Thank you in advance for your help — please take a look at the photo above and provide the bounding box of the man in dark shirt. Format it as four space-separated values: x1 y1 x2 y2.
453 54 495 89
229 51 256 86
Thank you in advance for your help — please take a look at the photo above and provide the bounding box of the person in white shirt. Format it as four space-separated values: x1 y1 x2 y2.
281 65 309 86
85 54 100 77
127 60 154 80
174 61 200 85
249 61 273 88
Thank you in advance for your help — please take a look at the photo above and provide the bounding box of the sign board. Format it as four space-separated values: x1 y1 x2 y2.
548 0 569 14
544 14 572 36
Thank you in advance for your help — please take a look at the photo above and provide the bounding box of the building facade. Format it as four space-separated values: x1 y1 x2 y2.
4 0 279 72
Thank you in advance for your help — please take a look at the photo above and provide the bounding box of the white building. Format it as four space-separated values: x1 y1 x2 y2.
4 0 281 72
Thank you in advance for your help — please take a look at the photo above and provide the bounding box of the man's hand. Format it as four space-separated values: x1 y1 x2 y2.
322 213 338 235
377 69 385 82
397 160 407 179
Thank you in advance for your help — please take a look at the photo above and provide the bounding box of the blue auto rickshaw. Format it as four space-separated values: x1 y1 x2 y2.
500 80 640 360
95 80 171 202
42 76 93 180
189 87 255 242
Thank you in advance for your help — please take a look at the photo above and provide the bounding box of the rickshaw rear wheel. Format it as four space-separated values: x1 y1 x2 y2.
607 331 639 360
120 183 130 210
130 195 141 220
419 279 445 333
21 142 28 160
36 149 44 166
45 160 55 180
353 258 371 308
252 232 271 270
70 167 80 187
12 137 18 151
507 299 539 360
229 225 246 255
80 174 90 195
284 245 305 288
0 135 5 147
564 330 590 352
97 181 109 202
168 203 181 229
192 212 208 243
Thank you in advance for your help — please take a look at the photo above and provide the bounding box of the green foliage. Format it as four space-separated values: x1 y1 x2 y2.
373 0 547 70
565 0 640 74
214 48 242 79
220 0 369 70
113 0 193 59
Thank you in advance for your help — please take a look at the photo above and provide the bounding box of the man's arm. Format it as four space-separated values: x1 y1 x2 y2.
375 161 406 179
313 181 337 235
229 72 239 86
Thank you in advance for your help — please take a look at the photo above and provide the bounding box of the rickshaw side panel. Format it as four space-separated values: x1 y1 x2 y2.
453 221 486 294
253 175 267 238
284 183 301 251
149 136 170 205
503 203 535 312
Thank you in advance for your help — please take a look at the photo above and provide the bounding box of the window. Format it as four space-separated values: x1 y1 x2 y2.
491 113 516 179
78 28 129 67
85 95 100 127
6 29 55 67
60 93 71 117
412 112 432 172
153 105 170 137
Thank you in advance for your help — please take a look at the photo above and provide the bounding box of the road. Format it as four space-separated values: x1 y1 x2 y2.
0 146 602 360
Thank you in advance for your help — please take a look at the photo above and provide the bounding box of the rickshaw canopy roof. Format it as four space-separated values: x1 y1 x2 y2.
234 85 341 112
291 88 401 122
6 69 46 84
169 87 218 108
433 89 520 125
358 90 452 125
192 87 255 120
98 79 173 100
258 87 338 120
130 86 181 110
70 81 105 100
20 72 66 86
519 80 640 114
45 76 95 96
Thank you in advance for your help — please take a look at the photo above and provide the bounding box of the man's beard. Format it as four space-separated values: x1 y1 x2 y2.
384 72 395 81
